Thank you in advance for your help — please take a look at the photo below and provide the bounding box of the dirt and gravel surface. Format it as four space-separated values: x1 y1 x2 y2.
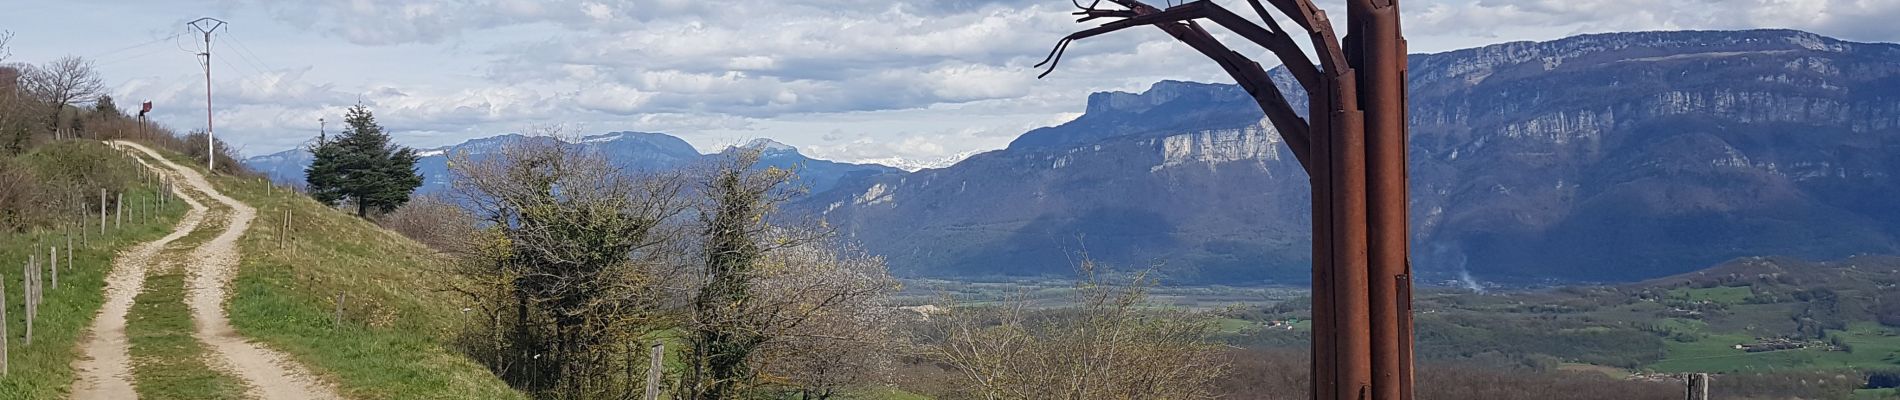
71 142 211 399
73 141 341 400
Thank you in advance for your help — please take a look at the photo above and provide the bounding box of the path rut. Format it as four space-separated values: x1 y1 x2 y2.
71 142 211 399
94 142 341 400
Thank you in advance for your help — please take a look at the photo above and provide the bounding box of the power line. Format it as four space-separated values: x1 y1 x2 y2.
218 40 270 78
86 31 185 60
215 52 251 88
93 44 175 68
223 29 276 72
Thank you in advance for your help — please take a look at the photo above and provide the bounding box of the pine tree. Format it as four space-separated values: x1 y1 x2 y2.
305 104 423 218
93 95 119 118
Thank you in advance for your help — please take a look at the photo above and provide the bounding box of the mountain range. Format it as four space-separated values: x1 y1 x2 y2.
244 132 899 196
245 29 1900 285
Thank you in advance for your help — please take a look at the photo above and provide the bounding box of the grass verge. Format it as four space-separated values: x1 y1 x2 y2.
125 210 246 400
0 146 186 398
170 156 523 399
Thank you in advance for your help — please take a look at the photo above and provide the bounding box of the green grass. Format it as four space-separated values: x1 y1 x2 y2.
182 163 523 399
1650 318 1708 339
1216 318 1256 334
1668 286 1753 304
1650 323 1900 373
1855 388 1900 399
126 242 247 399
0 156 187 396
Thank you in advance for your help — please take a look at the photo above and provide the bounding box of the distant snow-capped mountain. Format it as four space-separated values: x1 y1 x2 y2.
851 150 988 172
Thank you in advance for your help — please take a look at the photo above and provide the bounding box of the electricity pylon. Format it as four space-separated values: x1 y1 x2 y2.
188 17 226 172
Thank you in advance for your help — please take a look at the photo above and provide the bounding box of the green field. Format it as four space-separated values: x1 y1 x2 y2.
1650 323 1900 373
1669 286 1753 304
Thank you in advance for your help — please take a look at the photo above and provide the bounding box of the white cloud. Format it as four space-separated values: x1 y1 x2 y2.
1406 0 1900 46
17 0 1895 162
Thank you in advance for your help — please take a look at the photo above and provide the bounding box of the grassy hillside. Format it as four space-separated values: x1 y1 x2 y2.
153 151 523 399
0 141 186 398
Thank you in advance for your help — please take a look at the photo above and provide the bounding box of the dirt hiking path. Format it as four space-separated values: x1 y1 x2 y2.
107 142 341 400
71 142 213 399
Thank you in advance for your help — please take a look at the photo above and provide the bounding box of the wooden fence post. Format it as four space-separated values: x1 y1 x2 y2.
645 342 664 400
23 258 33 347
49 247 57 291
99 188 106 236
334 292 346 327
1685 373 1708 400
2 273 8 377
115 192 122 230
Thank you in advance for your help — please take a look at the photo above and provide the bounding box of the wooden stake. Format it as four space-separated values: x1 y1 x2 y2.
115 192 122 230
23 259 33 347
334 292 346 327
645 342 664 400
49 247 56 291
1 273 8 377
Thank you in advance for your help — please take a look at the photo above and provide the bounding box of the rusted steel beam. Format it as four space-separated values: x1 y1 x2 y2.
1265 0 1351 73
1039 1 1414 399
1307 76 1337 400
1042 2 1315 169
1352 0 1410 397
1164 27 1314 170
1327 71 1371 400
1170 1 1322 92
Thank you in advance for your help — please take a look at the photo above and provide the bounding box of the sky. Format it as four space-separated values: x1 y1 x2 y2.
2 0 1897 164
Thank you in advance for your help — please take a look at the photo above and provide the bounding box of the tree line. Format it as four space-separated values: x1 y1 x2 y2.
360 126 1236 400
0 31 252 233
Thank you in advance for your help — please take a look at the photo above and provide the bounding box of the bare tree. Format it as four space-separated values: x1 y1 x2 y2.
681 151 899 400
446 130 693 398
0 30 13 64
22 56 104 136
744 239 900 400
916 260 1230 400
0 63 39 154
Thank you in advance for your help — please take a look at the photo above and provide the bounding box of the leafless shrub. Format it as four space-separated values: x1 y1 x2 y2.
376 195 474 251
733 238 900 399
0 158 39 231
679 150 899 400
179 130 254 177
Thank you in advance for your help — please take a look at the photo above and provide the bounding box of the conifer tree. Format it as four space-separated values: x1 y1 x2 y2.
305 104 423 218
92 94 118 118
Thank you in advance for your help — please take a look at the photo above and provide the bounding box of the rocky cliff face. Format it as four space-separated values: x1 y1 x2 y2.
802 29 1900 283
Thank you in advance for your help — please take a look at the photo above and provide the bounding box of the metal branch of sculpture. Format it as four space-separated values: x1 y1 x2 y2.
1040 0 1414 399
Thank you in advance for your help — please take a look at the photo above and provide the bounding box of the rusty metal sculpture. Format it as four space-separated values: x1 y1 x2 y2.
1039 0 1412 398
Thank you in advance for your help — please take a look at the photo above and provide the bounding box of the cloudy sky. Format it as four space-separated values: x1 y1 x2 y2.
3 0 1896 163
